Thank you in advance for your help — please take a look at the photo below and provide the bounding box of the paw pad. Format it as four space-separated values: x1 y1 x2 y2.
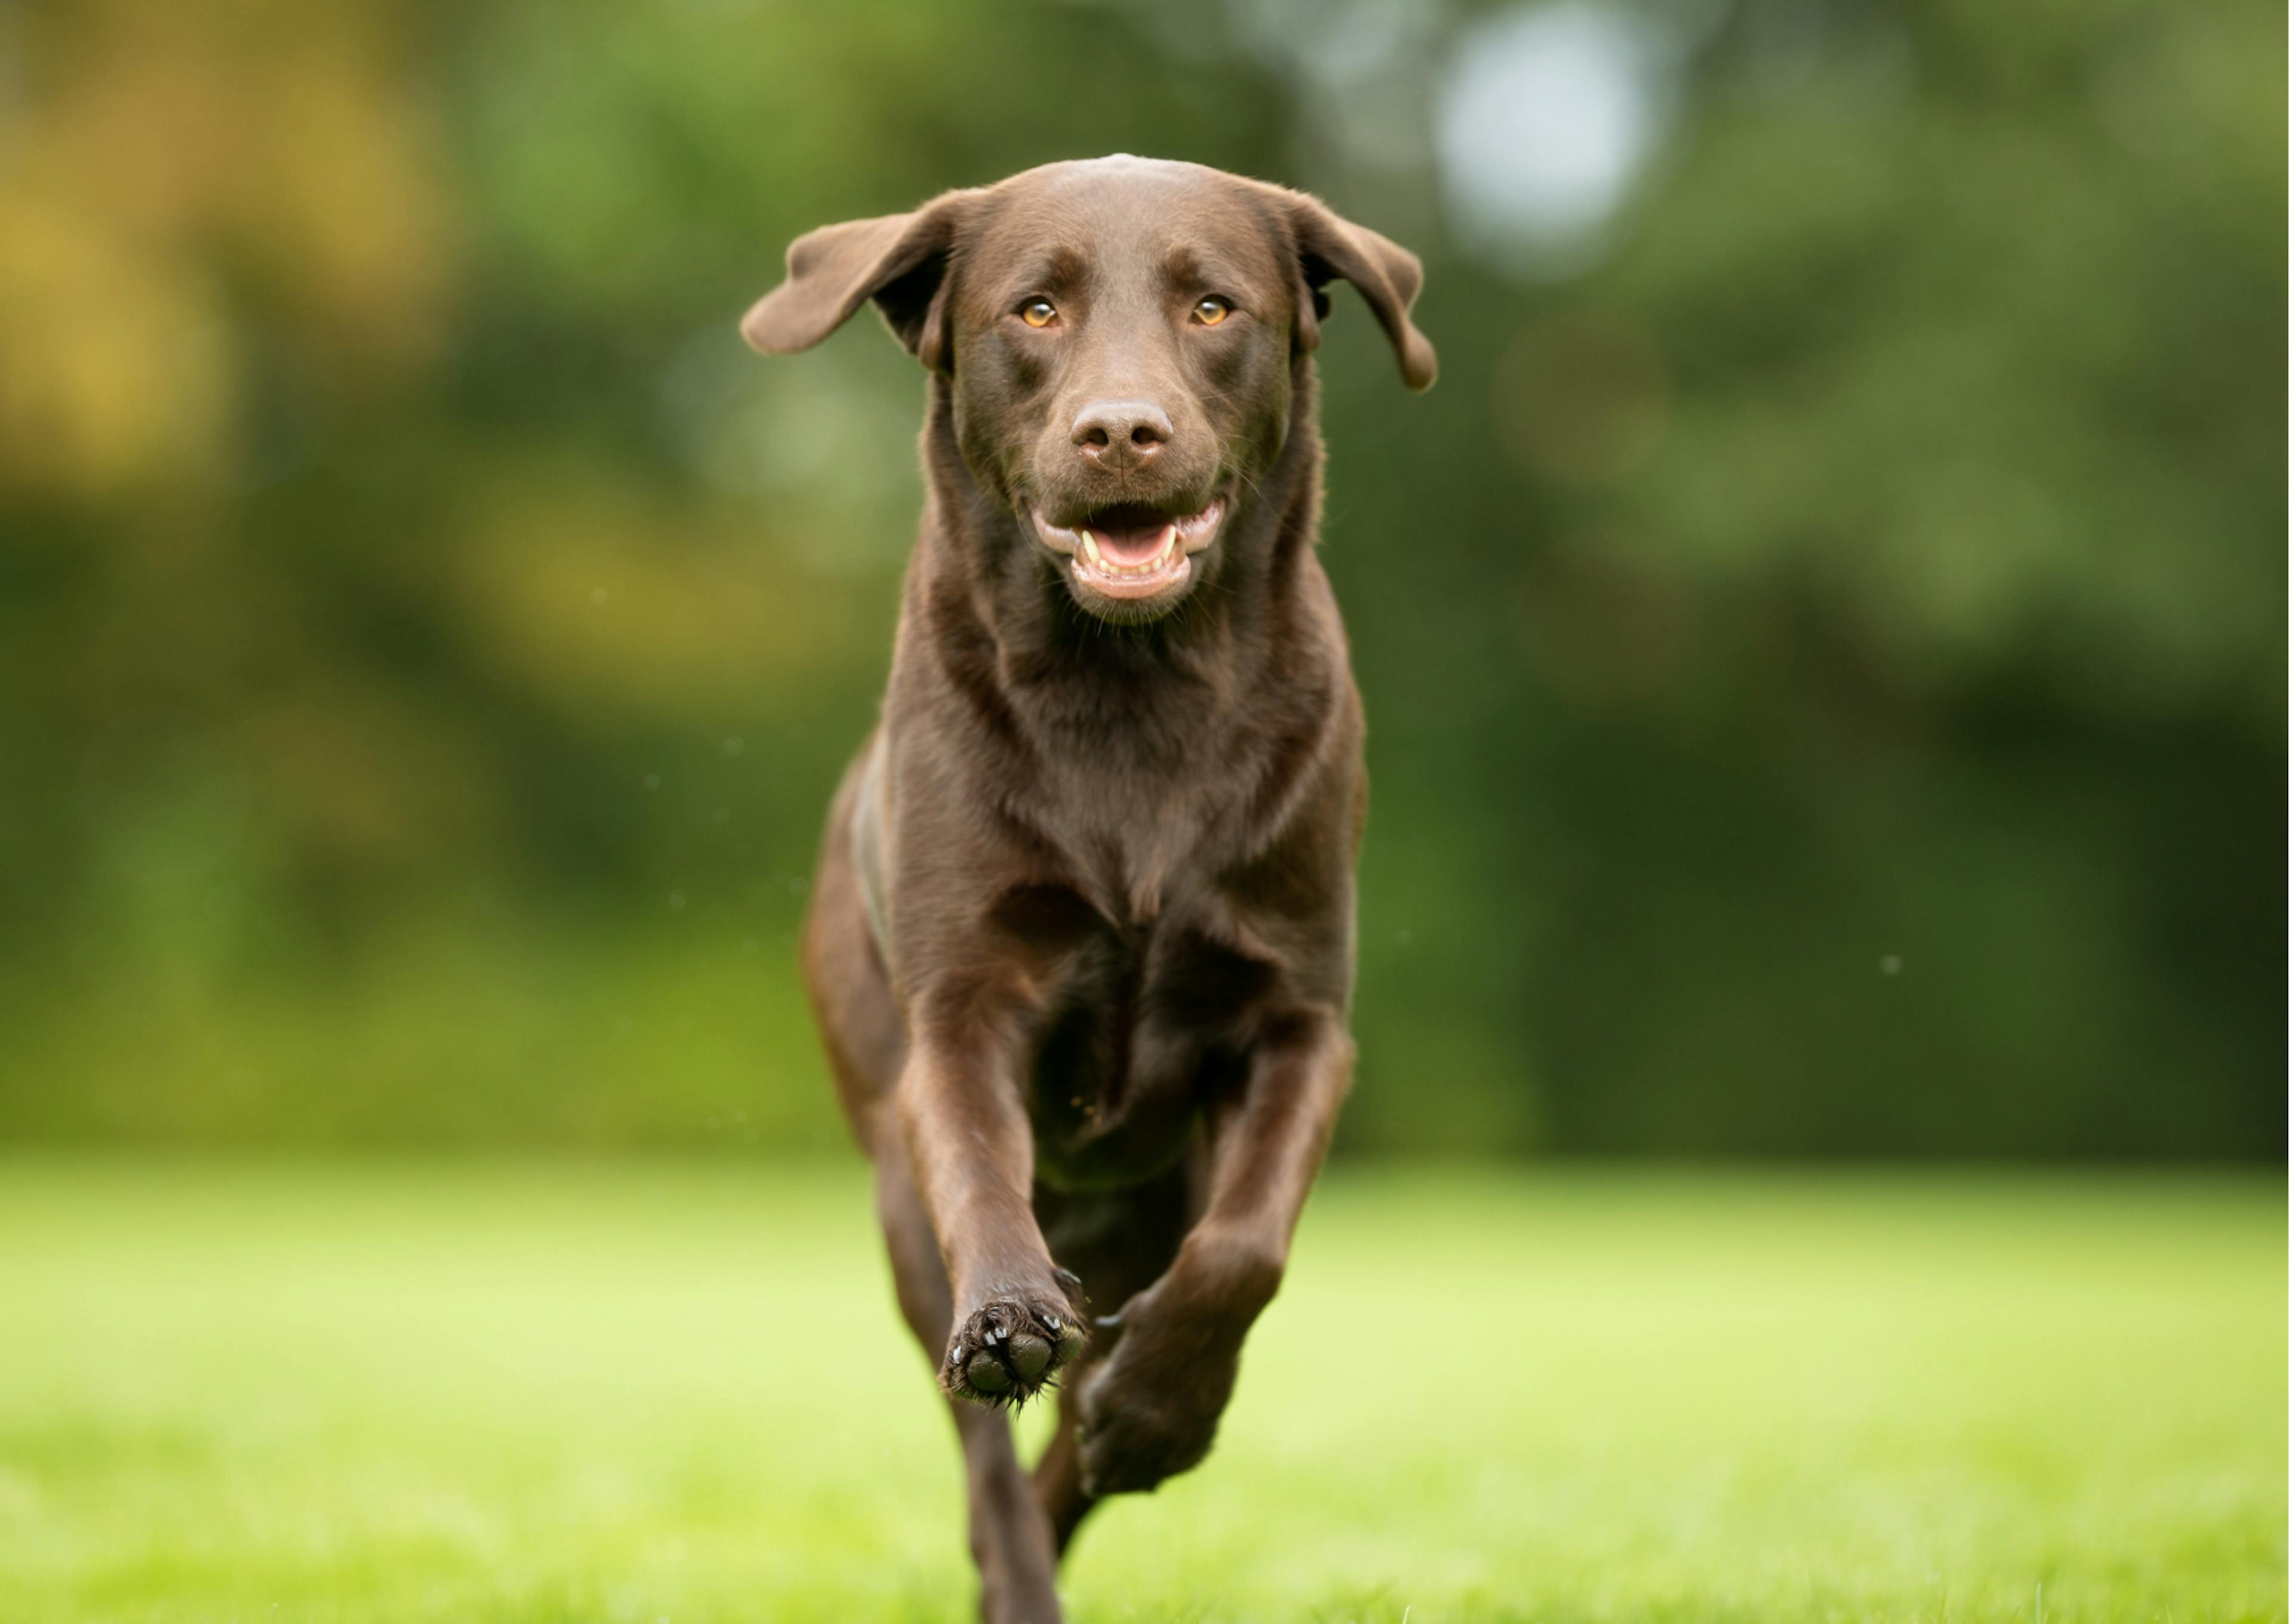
943 1292 1084 1406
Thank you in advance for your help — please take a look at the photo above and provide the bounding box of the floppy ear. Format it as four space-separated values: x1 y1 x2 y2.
741 191 976 370
1280 192 1437 392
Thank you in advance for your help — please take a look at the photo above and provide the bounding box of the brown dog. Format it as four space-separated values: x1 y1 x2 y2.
742 156 1432 1623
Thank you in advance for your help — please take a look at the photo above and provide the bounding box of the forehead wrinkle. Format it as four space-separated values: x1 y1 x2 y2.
1033 244 1091 293
969 243 1090 311
1158 240 1268 290
1162 246 1205 289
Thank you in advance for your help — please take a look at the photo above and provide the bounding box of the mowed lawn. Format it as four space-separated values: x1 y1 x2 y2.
0 1161 2279 1623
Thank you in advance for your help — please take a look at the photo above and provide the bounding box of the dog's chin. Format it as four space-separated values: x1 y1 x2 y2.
1028 498 1226 623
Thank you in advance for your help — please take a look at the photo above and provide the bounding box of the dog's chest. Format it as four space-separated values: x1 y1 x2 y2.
1021 900 1272 1190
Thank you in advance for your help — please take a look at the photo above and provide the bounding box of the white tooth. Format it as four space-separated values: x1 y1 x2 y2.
1080 529 1103 566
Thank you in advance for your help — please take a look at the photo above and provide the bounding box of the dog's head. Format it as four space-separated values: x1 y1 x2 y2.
742 157 1434 622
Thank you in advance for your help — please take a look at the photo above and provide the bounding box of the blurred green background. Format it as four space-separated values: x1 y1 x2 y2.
1 0 2280 1160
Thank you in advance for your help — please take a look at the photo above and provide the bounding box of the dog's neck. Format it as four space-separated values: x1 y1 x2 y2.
908 362 1330 740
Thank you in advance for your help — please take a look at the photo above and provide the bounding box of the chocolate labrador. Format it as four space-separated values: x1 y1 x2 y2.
742 155 1432 1623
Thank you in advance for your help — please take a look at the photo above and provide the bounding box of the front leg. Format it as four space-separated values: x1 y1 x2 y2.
898 1003 1086 1407
1076 1009 1352 1493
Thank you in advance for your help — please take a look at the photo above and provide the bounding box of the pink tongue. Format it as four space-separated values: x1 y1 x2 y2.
1094 520 1169 566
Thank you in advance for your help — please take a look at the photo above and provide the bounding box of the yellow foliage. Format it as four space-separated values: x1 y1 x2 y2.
0 0 453 506
0 190 234 502
455 470 863 716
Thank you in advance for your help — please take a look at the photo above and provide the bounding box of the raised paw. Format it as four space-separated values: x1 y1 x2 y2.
1072 1281 1246 1496
1075 1361 1226 1496
942 1288 1084 1408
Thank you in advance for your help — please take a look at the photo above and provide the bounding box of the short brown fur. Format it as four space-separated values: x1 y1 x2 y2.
744 156 1432 1624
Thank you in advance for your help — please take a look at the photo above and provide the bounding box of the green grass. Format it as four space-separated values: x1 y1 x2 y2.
0 1160 2279 1622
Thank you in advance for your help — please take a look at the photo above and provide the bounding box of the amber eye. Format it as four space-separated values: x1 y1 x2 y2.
1020 299 1057 328
1193 296 1231 326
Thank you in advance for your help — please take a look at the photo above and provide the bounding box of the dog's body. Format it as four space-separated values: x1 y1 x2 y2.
743 157 1431 1623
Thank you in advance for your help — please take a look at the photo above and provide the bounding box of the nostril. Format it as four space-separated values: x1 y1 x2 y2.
1080 426 1110 450
1129 423 1162 448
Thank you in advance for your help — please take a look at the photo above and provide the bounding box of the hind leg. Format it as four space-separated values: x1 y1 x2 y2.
803 754 1063 1623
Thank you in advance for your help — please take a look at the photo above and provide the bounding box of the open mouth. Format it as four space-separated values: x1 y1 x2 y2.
1029 498 1226 603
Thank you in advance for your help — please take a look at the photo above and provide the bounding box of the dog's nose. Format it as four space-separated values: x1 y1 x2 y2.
1070 399 1172 471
